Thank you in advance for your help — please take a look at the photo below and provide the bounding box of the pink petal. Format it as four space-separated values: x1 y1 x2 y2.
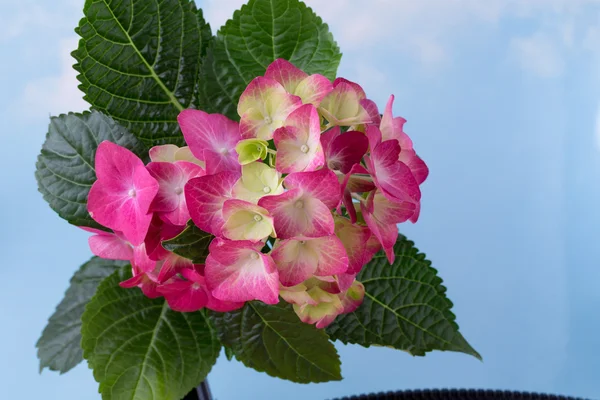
366 123 382 150
203 149 240 175
400 149 429 185
258 189 335 239
205 293 245 312
323 130 368 174
339 164 375 223
295 74 333 106
272 236 348 286
360 99 381 126
88 232 133 260
280 283 318 306
339 280 365 314
380 95 408 143
273 104 324 173
144 215 185 261
133 243 158 273
149 144 179 162
334 218 372 274
88 141 158 246
120 265 162 299
177 109 241 174
238 77 302 140
361 190 416 263
159 275 209 312
264 59 307 94
284 168 341 209
333 77 366 99
205 239 279 304
185 171 240 236
366 129 420 203
157 252 194 283
147 161 205 226
147 162 185 213
292 287 344 328
336 273 357 292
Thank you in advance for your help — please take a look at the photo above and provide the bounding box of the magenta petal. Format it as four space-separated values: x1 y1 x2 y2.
361 190 416 263
88 233 133 260
157 253 193 283
320 126 340 157
87 141 159 246
367 138 421 203
120 266 162 299
203 149 240 175
185 171 240 236
258 189 335 239
178 109 240 162
264 58 308 93
326 131 368 174
159 277 209 312
205 240 279 304
400 149 429 185
339 164 375 223
147 162 185 213
144 215 185 261
284 168 341 209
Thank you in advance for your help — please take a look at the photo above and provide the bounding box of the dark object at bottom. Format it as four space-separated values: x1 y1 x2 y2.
183 380 212 400
330 389 587 400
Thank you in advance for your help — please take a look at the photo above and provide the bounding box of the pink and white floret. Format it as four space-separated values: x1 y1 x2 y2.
83 59 428 328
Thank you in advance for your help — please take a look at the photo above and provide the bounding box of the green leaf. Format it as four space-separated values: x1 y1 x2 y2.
161 221 213 263
327 236 481 360
199 0 342 120
82 267 221 400
36 257 128 374
210 301 342 383
35 111 147 229
73 0 212 146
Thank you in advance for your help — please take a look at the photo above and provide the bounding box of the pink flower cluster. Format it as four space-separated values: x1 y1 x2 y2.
84 59 428 328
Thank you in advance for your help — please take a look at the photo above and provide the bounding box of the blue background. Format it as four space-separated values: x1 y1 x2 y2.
1 0 599 398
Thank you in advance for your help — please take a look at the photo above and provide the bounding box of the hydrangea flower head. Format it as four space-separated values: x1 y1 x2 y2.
84 58 429 328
